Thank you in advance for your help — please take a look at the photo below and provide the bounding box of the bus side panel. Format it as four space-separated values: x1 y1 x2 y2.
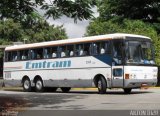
3 55 112 88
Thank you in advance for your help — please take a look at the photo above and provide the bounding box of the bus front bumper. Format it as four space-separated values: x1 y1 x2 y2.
124 79 157 88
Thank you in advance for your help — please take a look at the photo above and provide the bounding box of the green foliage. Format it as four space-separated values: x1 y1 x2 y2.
42 0 96 22
0 0 96 23
86 18 160 64
0 19 67 44
98 0 160 23
0 19 23 44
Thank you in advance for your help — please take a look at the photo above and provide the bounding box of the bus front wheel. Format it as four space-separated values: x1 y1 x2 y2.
35 78 44 92
22 78 32 92
123 88 132 94
97 77 107 94
61 87 71 93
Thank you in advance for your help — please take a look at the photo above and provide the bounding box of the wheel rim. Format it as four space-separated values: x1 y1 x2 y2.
24 80 30 89
98 80 102 90
36 80 42 90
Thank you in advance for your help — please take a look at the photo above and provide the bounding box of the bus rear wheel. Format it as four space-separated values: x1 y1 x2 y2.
35 79 44 92
61 87 71 93
123 88 132 94
97 77 107 94
22 78 32 92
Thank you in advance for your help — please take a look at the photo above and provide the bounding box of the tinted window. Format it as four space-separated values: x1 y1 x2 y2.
19 50 30 60
30 48 43 60
75 44 84 56
66 45 75 57
44 47 51 59
83 43 92 56
59 46 66 58
51 47 58 58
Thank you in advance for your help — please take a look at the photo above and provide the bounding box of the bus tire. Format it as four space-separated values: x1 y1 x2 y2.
35 78 44 92
123 88 132 94
97 77 107 94
22 78 32 92
61 87 71 93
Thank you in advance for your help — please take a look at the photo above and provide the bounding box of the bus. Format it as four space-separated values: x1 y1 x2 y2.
3 33 158 94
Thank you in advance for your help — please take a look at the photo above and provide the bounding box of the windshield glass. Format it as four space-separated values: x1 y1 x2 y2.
126 41 155 65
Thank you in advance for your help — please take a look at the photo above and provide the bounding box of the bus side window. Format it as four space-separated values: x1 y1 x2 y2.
76 44 84 56
12 51 18 61
7 52 12 61
19 50 29 60
84 43 92 56
30 49 36 59
66 45 74 57
59 46 66 58
100 42 106 54
52 47 57 58
24 50 29 60
19 50 24 60
44 48 51 59
36 48 43 59
92 43 99 55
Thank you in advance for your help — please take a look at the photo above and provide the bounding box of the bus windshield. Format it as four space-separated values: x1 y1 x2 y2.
126 40 155 65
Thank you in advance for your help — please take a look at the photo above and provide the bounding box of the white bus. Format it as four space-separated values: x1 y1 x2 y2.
3 33 158 94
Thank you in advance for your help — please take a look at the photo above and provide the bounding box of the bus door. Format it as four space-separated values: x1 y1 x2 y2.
111 40 124 87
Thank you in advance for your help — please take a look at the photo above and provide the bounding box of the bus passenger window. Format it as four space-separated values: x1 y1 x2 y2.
12 51 18 61
7 52 12 61
84 43 91 56
51 47 57 58
76 44 84 56
30 50 36 59
36 48 43 59
59 46 66 58
19 50 24 60
66 45 74 57
100 42 106 54
92 43 98 55
23 50 29 60
44 48 51 59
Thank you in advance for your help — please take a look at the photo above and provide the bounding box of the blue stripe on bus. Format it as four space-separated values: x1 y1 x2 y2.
93 55 112 66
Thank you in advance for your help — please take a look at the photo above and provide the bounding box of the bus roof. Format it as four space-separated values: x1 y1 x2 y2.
5 33 150 51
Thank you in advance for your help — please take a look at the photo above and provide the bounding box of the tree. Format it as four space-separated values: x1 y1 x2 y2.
0 0 96 23
86 18 160 64
97 0 160 33
98 0 160 23
0 19 67 44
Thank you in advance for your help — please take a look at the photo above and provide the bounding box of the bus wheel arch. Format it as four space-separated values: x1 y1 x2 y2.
93 74 107 94
22 76 32 92
33 75 44 92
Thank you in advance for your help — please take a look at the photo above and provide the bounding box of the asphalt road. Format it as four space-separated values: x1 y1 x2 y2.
0 88 160 116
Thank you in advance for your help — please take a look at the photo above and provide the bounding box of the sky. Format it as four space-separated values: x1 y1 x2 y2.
42 0 98 39
47 16 90 39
